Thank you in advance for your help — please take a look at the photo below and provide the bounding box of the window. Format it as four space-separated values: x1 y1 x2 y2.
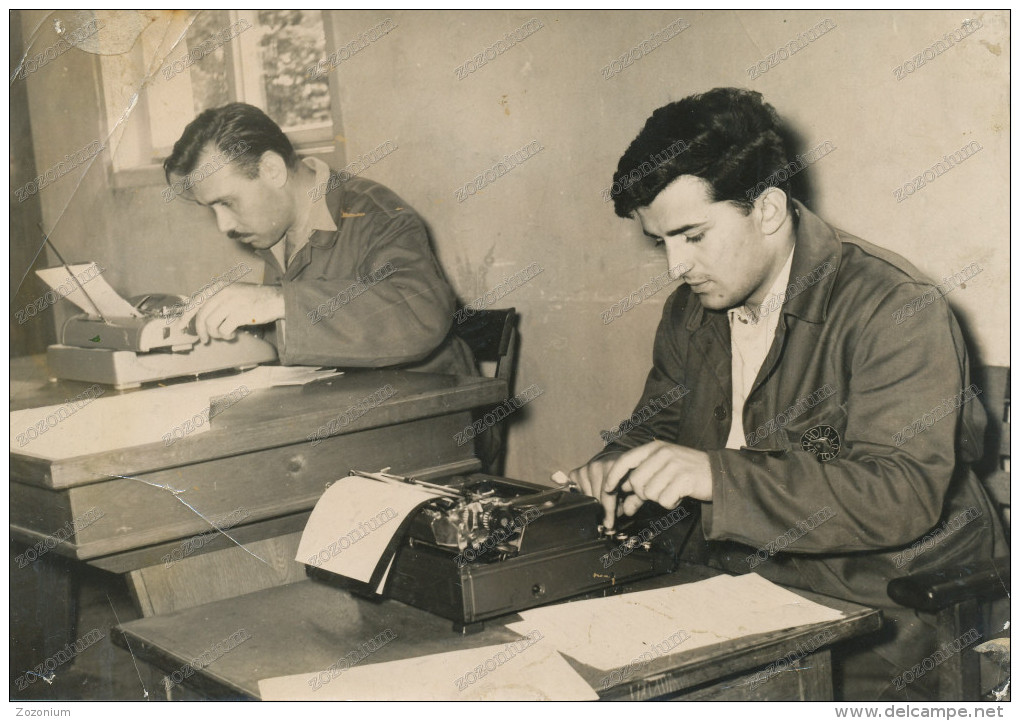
100 9 334 182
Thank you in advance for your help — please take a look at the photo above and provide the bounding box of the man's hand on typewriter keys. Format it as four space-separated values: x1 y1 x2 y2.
565 455 654 528
192 284 285 343
565 456 618 500
601 441 712 529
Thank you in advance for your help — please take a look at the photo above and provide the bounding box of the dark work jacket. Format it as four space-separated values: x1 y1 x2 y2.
258 175 475 375
597 201 1004 669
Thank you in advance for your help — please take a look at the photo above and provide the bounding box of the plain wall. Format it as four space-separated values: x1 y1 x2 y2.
13 10 1009 485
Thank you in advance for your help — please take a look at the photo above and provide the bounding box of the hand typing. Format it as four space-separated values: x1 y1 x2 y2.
600 441 712 528
186 283 285 343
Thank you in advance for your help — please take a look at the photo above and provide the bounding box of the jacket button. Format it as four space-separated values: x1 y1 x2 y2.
713 405 727 421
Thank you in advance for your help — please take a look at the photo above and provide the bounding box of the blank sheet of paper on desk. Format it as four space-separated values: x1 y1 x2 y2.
10 366 339 459
295 475 439 586
505 573 845 670
258 639 599 700
10 375 247 459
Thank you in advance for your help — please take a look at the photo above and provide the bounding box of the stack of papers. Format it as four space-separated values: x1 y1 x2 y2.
505 573 845 670
237 365 341 386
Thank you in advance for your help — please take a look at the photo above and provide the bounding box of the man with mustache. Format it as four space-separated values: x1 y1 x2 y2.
163 102 473 373
562 88 1004 700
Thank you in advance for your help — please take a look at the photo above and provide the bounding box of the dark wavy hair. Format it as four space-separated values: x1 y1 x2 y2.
163 102 299 183
611 88 792 218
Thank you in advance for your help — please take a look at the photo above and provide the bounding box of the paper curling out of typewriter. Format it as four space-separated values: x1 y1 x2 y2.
303 471 683 631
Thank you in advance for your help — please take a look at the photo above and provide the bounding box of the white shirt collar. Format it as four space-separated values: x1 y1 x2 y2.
728 246 796 327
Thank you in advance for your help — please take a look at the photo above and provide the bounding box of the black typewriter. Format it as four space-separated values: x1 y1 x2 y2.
307 472 684 631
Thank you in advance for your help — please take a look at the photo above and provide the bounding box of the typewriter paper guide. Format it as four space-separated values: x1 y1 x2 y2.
258 640 599 701
505 572 846 670
295 475 440 586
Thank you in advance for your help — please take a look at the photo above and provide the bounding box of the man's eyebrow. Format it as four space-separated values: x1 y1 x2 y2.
643 222 706 240
195 194 228 208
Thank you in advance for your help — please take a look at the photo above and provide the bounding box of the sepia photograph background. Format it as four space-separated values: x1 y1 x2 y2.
8 7 1010 704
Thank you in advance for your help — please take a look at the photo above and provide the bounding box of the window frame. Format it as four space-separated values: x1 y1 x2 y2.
100 8 337 189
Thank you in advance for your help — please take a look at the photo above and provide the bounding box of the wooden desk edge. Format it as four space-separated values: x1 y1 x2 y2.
109 627 254 700
12 374 506 489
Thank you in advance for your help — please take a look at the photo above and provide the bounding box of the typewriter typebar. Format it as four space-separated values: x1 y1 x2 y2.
308 473 682 630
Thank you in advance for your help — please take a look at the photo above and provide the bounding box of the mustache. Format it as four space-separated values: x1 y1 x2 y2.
227 231 253 240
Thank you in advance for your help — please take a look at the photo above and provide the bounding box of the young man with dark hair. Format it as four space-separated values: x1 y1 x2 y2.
563 88 1003 700
163 102 473 373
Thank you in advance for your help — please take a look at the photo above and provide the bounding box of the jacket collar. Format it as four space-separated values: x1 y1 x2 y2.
256 166 345 278
311 172 344 249
685 199 841 331
307 159 342 250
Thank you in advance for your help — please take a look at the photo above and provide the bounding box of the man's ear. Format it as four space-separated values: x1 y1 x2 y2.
258 151 289 189
755 187 790 236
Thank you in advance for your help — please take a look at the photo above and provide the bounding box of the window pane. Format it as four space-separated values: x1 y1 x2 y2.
187 10 232 114
256 10 332 129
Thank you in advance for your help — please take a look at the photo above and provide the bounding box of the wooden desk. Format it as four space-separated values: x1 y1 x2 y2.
112 565 882 701
10 355 506 618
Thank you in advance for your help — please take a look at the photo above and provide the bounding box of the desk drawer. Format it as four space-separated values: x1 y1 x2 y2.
11 411 475 559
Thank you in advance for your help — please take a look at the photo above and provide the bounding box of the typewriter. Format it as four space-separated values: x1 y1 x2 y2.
306 472 684 631
46 292 277 389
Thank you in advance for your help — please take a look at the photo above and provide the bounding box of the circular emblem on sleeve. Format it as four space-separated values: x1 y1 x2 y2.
801 425 841 462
